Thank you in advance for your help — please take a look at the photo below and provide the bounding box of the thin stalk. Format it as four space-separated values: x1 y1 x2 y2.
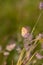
16 48 25 65
26 52 37 65
31 11 43 34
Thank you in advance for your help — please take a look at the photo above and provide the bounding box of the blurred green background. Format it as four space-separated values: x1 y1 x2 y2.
0 0 43 65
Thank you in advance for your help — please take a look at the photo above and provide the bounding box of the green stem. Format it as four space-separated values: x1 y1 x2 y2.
31 11 43 34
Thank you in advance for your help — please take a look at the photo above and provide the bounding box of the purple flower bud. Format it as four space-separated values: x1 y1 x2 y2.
36 33 43 41
36 53 43 59
3 51 10 56
6 42 16 51
39 2 43 10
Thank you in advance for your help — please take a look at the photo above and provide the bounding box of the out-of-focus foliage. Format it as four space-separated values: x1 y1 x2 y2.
0 0 43 65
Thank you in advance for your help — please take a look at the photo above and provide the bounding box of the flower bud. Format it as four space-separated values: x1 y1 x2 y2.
39 2 43 10
3 51 10 56
6 42 16 51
